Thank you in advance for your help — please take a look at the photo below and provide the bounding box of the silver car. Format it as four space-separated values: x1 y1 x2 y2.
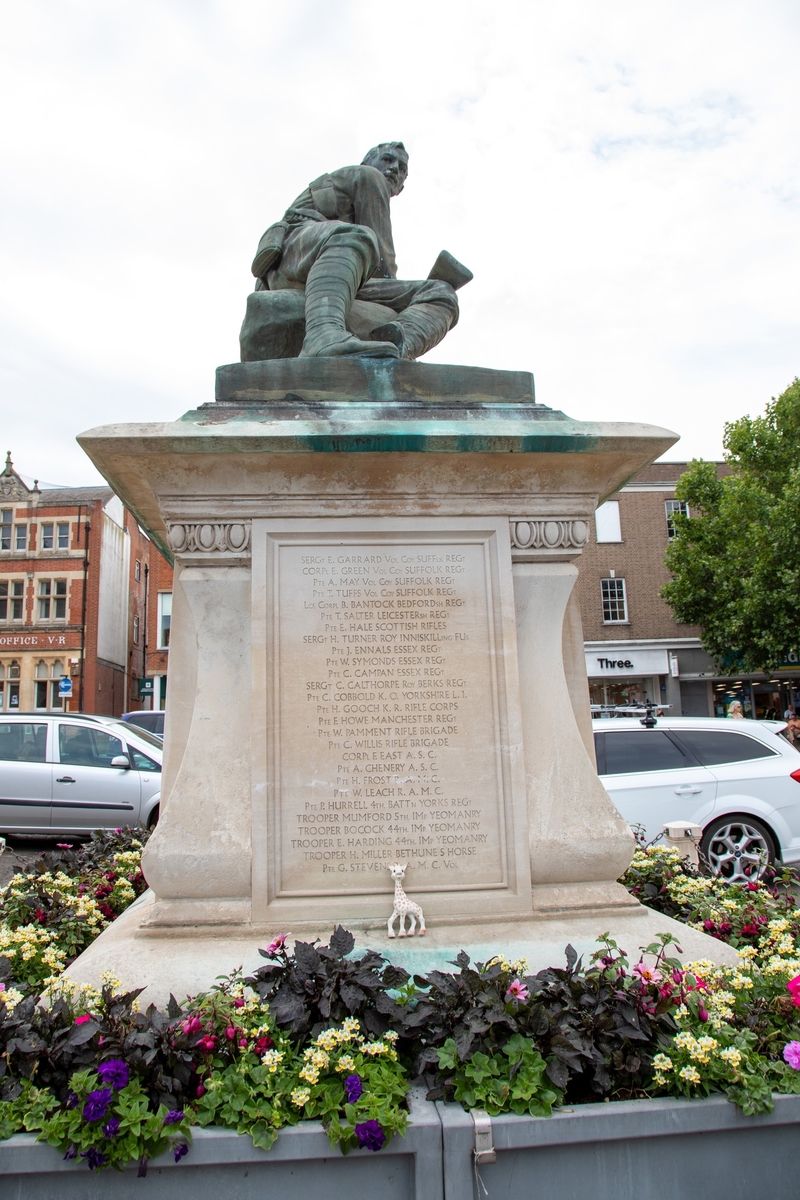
593 715 800 881
0 713 161 835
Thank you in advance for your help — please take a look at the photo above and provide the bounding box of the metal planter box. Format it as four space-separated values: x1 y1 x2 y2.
1 1091 799 1200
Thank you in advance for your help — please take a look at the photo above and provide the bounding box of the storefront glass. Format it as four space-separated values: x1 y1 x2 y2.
589 678 649 709
712 682 753 718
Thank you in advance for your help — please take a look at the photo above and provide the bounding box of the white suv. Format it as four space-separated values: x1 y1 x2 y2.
592 715 800 881
0 713 162 835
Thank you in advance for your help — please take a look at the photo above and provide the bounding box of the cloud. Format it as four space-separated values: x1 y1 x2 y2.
0 0 798 482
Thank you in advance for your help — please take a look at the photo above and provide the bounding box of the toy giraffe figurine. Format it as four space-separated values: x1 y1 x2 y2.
387 863 426 938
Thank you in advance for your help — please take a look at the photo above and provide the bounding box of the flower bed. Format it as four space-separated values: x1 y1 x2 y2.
0 839 799 1175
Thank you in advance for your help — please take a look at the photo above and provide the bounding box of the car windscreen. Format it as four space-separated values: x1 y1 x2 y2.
104 721 163 752
671 729 778 766
600 730 689 775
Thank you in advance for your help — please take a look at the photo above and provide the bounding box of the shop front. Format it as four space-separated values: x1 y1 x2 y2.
585 647 669 714
0 631 81 713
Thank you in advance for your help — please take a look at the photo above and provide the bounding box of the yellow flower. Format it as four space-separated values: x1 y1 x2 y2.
719 1047 742 1069
652 1054 673 1071
335 1055 356 1073
290 1088 311 1107
261 1049 285 1073
679 1065 701 1085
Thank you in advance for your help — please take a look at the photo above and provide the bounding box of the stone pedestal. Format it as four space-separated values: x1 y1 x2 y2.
67 360 737 1002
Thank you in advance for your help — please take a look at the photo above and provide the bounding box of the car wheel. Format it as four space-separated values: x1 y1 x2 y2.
700 815 777 882
147 806 159 830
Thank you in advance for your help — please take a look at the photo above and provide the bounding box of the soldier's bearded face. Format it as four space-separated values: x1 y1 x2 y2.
368 148 408 196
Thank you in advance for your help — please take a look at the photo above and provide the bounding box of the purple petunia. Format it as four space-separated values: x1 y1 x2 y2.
81 1148 107 1170
173 1142 189 1163
102 1117 121 1138
344 1074 363 1104
163 1110 185 1126
355 1119 386 1152
82 1088 113 1123
97 1059 129 1090
66 1092 79 1109
63 1145 78 1160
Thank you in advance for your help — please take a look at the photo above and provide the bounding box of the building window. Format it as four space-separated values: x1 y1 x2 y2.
665 499 689 538
50 659 64 709
38 579 67 621
601 578 628 623
157 593 172 649
595 500 622 543
57 522 69 549
35 660 48 711
14 525 27 551
8 660 20 709
0 510 11 551
0 581 24 621
41 523 54 549
133 614 140 645
134 559 141 582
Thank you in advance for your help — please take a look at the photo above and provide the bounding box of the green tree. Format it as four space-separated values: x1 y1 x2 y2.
661 378 800 673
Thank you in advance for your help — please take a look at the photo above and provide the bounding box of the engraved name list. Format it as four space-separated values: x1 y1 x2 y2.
275 540 510 896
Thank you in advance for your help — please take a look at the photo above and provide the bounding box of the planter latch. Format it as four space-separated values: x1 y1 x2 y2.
471 1109 496 1165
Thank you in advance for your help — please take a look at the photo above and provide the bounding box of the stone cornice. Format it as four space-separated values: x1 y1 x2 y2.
509 518 589 561
167 521 251 562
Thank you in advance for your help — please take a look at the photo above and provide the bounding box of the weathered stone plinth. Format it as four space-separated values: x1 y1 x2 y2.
68 360 736 1003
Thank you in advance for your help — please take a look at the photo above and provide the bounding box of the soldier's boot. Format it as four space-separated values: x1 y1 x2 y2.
301 247 400 359
369 290 457 360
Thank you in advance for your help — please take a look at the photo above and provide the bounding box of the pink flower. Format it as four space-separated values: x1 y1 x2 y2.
234 998 245 1009
633 963 663 985
0 983 5 992
505 979 529 1003
181 1016 203 1035
698 1007 709 1023
75 1014 91 1025
195 1084 206 1098
783 1041 800 1070
265 934 288 957
225 1026 236 1040
197 1035 217 1053
787 976 800 1008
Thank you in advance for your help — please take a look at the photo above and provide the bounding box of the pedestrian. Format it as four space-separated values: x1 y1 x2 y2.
727 700 745 719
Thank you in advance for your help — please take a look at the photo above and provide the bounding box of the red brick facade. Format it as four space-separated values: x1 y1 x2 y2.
0 454 173 717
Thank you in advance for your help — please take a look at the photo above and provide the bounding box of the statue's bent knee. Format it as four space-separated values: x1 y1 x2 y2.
323 223 380 273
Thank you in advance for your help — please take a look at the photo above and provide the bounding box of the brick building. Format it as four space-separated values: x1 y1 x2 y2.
575 461 800 720
0 453 173 716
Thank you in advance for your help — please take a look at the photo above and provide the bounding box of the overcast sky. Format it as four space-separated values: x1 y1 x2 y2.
2 0 798 486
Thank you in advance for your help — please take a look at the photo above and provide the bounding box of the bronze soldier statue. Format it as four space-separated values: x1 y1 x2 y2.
249 142 471 361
